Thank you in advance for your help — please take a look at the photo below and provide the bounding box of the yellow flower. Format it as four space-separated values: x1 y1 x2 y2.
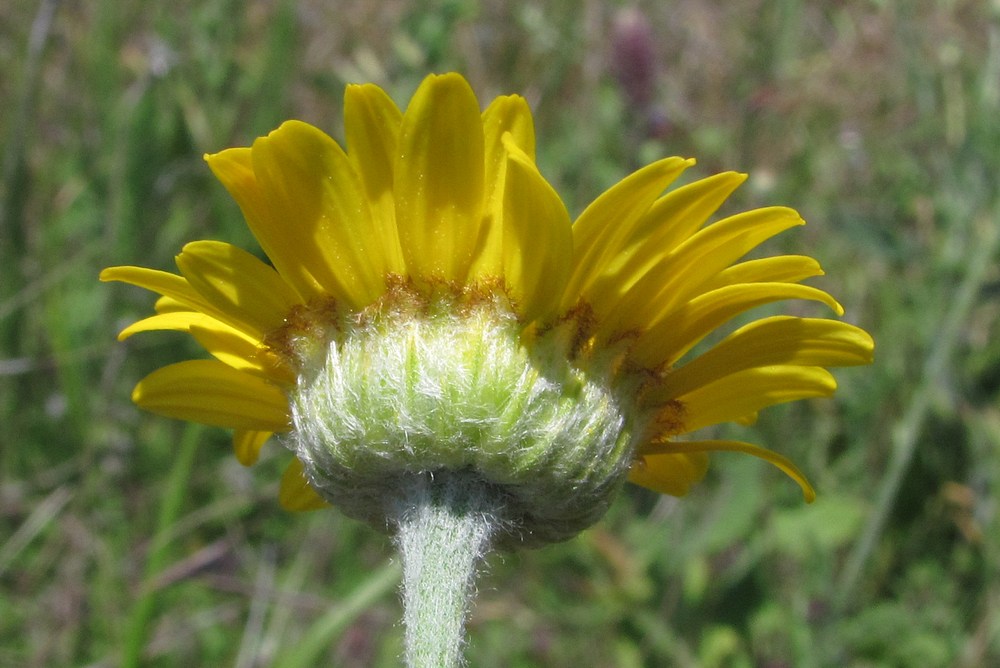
101 73 873 539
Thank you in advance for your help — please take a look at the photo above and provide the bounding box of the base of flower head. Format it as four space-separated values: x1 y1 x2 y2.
285 282 642 548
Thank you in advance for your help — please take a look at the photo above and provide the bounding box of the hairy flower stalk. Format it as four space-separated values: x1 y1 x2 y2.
391 472 501 667
102 73 873 666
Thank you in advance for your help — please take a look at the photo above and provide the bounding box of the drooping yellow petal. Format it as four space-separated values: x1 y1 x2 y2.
652 317 874 401
627 451 710 496
395 73 486 284
279 457 330 511
500 135 572 322
250 121 388 308
601 207 805 338
672 365 837 433
204 147 325 302
471 94 537 280
133 360 290 432
631 284 845 368
563 157 694 310
233 430 271 466
639 439 816 502
344 83 406 274
174 240 301 339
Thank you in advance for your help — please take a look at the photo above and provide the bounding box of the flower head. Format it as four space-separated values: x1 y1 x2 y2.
102 73 873 546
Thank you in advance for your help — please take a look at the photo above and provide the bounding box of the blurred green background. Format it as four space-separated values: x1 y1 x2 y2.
2 0 998 665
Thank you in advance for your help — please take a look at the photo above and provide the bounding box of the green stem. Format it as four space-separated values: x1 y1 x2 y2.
390 472 503 668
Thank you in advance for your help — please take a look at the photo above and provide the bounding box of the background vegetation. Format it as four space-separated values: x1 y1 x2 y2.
2 0 998 665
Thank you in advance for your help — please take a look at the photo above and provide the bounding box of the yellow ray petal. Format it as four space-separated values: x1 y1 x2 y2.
100 266 207 310
602 207 805 338
483 94 536 161
632 172 748 258
563 156 694 310
133 360 290 432
103 267 266 345
472 94 537 280
631 284 845 368
588 172 747 315
175 240 301 339
395 73 486 284
627 451 710 496
279 457 330 511
189 322 295 385
154 295 192 314
500 135 573 323
672 365 837 433
204 147 324 302
344 83 406 274
701 255 825 292
653 317 874 401
117 311 208 340
250 120 388 308
121 307 293 383
639 439 816 502
233 430 271 466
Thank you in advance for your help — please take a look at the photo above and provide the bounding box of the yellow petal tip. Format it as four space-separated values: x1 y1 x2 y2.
99 267 123 282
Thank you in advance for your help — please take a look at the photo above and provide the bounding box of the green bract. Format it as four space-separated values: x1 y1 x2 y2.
290 292 639 547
